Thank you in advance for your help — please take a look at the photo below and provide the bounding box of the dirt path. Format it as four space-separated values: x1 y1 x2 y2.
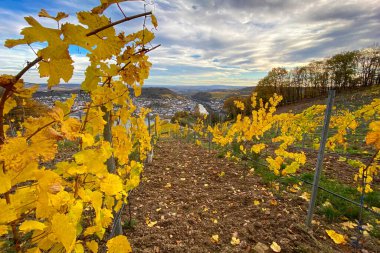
125 139 377 253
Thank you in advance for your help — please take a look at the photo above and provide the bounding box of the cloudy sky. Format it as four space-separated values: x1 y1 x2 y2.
0 0 379 86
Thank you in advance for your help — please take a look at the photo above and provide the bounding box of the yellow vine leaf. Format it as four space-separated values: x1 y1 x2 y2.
51 213 77 252
38 9 68 21
26 247 41 253
52 107 68 123
74 149 108 175
325 229 346 244
4 16 61 48
77 11 111 34
0 200 17 224
55 94 77 115
81 133 95 148
0 74 13 87
282 162 300 175
92 0 130 14
0 225 8 236
4 97 17 115
234 100 245 111
84 225 103 238
61 117 81 140
77 12 124 60
86 240 98 253
75 243 84 253
10 186 37 219
112 125 132 165
39 59 74 88
100 173 123 196
366 121 380 149
89 190 103 216
68 201 83 227
125 161 143 191
106 235 132 253
80 63 102 91
251 143 266 154
62 23 93 52
19 220 47 232
136 28 155 46
151 14 158 28
0 169 11 194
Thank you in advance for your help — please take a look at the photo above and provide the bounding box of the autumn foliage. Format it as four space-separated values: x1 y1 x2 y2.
208 93 380 192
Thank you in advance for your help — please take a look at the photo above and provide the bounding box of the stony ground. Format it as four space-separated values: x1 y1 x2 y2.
124 138 379 253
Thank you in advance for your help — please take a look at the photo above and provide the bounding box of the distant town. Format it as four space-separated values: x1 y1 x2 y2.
32 86 231 120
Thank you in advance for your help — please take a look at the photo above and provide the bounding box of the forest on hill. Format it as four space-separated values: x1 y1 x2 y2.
256 47 380 103
223 47 380 118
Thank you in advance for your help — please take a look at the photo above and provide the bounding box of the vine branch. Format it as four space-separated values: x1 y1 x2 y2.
86 11 152 37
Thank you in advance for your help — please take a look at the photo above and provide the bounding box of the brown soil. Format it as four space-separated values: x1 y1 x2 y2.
125 139 379 253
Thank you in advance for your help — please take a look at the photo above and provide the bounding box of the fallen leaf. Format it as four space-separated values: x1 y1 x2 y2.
325 230 346 244
270 241 281 252
270 199 278 206
363 223 373 232
211 234 219 243
230 236 240 245
299 192 310 201
340 221 356 230
253 200 260 206
338 156 347 162
146 218 157 228
312 220 320 225
289 184 300 193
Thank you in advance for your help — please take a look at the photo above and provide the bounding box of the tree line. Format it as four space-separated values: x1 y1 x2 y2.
256 46 380 103
223 46 380 118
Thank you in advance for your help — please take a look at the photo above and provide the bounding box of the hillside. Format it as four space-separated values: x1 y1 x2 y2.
190 86 256 102
138 87 184 99
276 85 380 114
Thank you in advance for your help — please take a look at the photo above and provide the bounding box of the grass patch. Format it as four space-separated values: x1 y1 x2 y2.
123 219 137 230
313 178 380 221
